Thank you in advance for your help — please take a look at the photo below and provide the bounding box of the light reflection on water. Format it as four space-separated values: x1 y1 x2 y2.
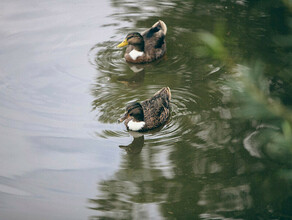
88 1 292 219
0 0 292 219
0 0 122 219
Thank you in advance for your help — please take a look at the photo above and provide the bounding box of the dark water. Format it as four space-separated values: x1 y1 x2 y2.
1 0 292 219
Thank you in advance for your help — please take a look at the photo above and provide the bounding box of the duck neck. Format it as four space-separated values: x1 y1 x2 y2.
133 42 144 52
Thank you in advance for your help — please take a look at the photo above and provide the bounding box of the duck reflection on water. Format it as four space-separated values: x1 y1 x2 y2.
118 121 169 155
117 63 145 88
119 131 144 154
117 57 166 88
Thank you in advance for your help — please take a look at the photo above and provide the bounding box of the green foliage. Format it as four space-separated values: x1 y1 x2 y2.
233 62 292 164
197 1 292 168
196 32 228 60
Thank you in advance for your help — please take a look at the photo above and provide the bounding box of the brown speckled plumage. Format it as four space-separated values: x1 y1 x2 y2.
119 87 171 132
119 20 167 64
140 87 171 131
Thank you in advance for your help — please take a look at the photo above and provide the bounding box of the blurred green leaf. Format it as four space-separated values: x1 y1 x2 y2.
282 120 292 140
197 32 228 60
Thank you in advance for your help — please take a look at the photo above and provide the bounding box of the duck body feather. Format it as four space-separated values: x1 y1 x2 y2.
121 87 171 132
140 87 171 131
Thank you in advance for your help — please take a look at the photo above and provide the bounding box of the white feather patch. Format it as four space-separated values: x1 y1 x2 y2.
129 49 144 60
128 120 145 131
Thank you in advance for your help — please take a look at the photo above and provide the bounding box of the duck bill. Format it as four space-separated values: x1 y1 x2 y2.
118 112 128 123
117 39 128 48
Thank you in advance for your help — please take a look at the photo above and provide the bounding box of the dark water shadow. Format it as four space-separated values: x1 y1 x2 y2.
87 0 292 219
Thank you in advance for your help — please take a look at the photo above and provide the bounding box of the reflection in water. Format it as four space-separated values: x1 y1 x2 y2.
2 0 290 219
119 132 144 154
117 68 145 88
88 0 292 219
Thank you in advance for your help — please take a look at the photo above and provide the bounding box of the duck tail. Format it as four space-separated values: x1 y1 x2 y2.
152 20 167 35
159 20 167 35
154 87 171 100
165 86 171 100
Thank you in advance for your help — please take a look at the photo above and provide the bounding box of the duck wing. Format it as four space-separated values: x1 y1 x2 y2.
141 20 167 60
141 20 167 37
141 87 171 130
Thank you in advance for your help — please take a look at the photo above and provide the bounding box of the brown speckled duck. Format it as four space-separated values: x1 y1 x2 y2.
117 20 167 63
119 87 171 131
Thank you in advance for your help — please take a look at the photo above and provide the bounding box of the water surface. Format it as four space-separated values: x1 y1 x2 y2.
0 0 292 219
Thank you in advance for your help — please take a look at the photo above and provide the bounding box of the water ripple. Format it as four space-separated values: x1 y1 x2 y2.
88 16 229 150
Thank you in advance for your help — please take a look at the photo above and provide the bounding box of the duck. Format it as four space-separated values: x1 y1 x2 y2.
117 20 167 63
119 87 171 132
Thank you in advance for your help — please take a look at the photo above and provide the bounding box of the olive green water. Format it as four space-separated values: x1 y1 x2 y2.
0 0 292 219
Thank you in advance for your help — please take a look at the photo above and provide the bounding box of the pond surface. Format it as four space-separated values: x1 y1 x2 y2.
0 0 292 219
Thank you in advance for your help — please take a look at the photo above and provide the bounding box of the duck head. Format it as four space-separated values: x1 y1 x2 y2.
119 102 145 131
117 32 144 52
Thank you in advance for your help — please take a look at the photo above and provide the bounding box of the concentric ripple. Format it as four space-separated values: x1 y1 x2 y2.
88 18 228 149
